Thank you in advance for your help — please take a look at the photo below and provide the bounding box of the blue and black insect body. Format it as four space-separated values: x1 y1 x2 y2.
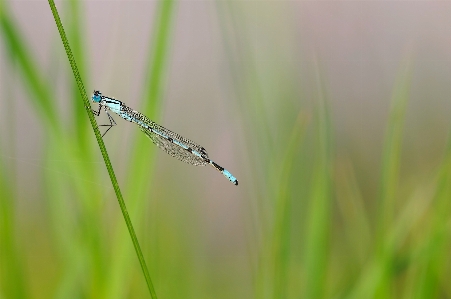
91 90 238 185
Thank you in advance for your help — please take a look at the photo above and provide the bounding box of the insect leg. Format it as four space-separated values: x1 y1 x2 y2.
98 108 117 138
92 104 102 116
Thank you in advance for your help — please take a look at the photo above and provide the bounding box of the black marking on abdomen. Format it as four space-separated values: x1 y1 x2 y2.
211 161 224 171
168 137 173 142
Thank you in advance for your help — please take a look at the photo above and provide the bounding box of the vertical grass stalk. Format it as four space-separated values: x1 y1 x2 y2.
346 60 412 299
272 112 307 298
375 61 412 298
304 58 333 299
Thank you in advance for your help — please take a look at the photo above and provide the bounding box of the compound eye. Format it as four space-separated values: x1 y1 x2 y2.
92 91 102 103
91 90 102 103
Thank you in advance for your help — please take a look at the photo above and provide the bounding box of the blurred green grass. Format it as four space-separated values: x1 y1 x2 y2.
1 1 451 298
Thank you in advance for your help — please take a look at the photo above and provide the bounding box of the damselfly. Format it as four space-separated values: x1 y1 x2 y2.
91 90 238 185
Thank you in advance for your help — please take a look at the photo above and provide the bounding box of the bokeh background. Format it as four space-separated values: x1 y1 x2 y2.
1 0 451 298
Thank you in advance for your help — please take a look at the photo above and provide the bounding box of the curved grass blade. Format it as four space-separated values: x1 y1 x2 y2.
0 2 57 128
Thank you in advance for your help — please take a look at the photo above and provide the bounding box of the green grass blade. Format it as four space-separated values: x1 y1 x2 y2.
335 160 371 268
125 0 176 192
46 1 158 298
378 62 412 241
0 63 28 299
411 116 451 298
272 112 307 298
103 1 177 297
0 147 28 299
345 60 412 299
374 60 412 298
142 0 176 119
303 59 333 299
0 6 98 296
0 3 57 128
65 0 90 151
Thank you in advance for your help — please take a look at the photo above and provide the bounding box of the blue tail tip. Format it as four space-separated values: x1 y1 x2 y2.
223 169 238 186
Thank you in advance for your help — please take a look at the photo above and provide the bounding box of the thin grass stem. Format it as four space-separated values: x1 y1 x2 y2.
46 1 157 298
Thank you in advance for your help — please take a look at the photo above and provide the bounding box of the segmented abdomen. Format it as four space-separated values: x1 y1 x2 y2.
120 104 210 166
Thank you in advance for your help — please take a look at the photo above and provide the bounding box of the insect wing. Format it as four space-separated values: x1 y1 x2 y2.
140 127 207 166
